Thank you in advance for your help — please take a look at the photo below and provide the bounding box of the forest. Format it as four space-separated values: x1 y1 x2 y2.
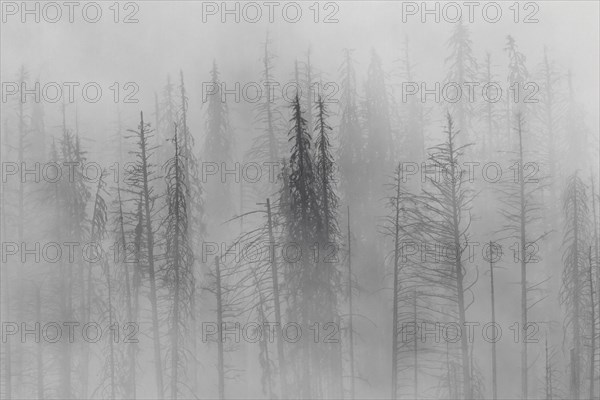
1 2 599 400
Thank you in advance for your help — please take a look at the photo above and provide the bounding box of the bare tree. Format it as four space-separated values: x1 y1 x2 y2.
127 111 164 398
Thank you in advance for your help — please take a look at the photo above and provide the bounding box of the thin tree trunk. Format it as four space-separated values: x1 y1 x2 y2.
139 111 164 398
571 180 581 400
589 247 596 400
489 241 497 400
105 260 116 400
347 206 355 400
170 131 182 400
591 175 600 398
15 69 25 398
516 116 529 400
1 172 12 399
117 185 136 399
485 54 493 155
545 336 552 400
448 130 471 400
446 341 453 399
215 256 225 400
570 349 577 399
413 289 418 400
36 286 44 399
391 169 401 400
266 198 286 399
59 104 73 400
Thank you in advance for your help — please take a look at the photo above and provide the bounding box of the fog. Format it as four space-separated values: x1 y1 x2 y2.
1 1 599 399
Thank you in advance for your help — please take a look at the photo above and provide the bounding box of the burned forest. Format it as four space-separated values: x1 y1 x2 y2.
1 2 599 399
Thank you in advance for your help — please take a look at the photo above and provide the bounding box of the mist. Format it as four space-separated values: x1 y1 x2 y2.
1 1 599 399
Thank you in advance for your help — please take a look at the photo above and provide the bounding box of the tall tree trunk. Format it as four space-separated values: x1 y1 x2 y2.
545 337 552 400
570 349 577 399
589 247 596 400
36 287 44 399
448 130 471 400
59 104 73 400
591 175 600 396
169 130 182 400
570 181 581 400
15 67 26 398
1 172 12 399
516 115 529 400
346 206 355 400
117 185 136 399
413 289 418 400
391 168 401 399
489 241 498 400
105 259 116 400
215 256 225 400
266 198 286 399
139 111 164 398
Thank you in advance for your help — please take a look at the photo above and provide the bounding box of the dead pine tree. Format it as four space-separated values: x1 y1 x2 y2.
338 49 365 212
163 127 195 400
382 163 420 399
282 93 321 398
127 111 164 398
177 70 205 394
59 119 91 399
314 94 343 398
497 112 547 400
559 171 590 400
416 113 476 400
444 20 478 148
90 171 119 400
389 165 403 400
114 182 138 399
246 33 285 198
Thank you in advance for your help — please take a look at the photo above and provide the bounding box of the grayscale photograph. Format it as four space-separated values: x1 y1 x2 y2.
1 1 599 399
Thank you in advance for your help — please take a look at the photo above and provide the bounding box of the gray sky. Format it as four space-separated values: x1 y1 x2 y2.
2 1 598 143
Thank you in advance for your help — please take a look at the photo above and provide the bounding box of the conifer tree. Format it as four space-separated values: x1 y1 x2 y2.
284 93 321 398
338 49 364 208
204 61 234 232
364 49 393 200
445 20 478 147
559 172 591 400
163 128 195 399
497 113 547 400
416 114 476 399
127 111 164 398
